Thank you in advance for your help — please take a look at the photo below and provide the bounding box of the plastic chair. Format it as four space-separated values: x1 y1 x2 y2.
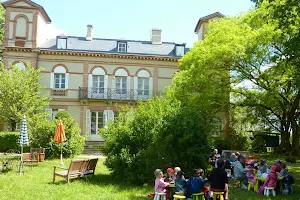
248 182 255 191
173 194 186 200
213 192 224 200
192 192 205 200
154 192 166 200
264 187 276 197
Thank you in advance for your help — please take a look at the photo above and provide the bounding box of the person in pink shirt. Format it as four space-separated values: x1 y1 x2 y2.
154 169 170 197
262 165 281 188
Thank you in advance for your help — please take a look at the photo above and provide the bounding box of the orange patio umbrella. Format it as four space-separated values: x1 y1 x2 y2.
54 120 67 166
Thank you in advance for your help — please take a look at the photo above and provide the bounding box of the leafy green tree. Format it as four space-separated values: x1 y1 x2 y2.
0 4 5 47
0 63 50 131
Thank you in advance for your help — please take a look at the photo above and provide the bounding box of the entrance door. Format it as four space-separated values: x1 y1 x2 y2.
90 111 104 141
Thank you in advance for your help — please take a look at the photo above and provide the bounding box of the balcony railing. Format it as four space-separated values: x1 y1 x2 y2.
79 87 154 101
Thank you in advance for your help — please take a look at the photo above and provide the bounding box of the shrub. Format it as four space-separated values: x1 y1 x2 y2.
251 136 266 153
213 139 231 152
101 97 212 184
30 111 85 159
0 132 19 152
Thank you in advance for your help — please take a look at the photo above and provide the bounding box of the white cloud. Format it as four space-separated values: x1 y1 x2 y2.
44 24 68 39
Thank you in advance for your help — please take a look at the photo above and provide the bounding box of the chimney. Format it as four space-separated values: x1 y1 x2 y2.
151 28 162 44
86 24 93 41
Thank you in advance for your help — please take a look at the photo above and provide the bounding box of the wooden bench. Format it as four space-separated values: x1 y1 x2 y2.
53 158 98 184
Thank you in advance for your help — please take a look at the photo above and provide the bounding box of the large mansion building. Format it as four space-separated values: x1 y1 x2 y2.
1 0 227 141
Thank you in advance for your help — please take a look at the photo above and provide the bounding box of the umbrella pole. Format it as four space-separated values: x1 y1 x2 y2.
60 143 64 167
20 146 23 175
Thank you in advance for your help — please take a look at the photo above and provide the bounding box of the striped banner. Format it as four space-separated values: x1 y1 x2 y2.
18 115 29 146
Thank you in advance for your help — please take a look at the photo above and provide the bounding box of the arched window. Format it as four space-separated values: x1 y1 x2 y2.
15 17 27 38
88 67 108 98
114 68 130 95
12 61 26 70
50 65 69 89
134 69 153 100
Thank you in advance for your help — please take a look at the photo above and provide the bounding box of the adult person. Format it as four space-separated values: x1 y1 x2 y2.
233 155 248 189
209 159 229 200
208 149 219 168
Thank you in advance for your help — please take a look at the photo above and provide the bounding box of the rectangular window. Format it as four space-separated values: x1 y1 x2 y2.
92 75 105 93
91 111 104 135
54 73 66 89
57 38 67 49
118 42 127 52
138 78 149 95
116 76 127 94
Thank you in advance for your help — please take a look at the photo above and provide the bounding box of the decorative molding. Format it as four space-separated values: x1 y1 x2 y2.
135 68 152 77
52 63 69 72
113 67 130 76
90 66 107 74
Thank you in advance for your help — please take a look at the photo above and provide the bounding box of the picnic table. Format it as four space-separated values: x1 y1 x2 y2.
254 176 283 193
168 183 175 200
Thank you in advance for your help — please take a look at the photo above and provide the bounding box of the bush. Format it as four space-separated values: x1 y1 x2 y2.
0 132 19 152
251 136 266 153
101 97 212 184
213 139 231 152
30 111 85 159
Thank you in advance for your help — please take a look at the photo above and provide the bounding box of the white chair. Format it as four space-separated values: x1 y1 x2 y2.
264 187 276 197
154 192 167 200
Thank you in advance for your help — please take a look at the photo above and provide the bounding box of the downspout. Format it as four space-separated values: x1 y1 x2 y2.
35 48 40 69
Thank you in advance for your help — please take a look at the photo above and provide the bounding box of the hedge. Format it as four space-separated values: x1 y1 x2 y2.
0 132 20 152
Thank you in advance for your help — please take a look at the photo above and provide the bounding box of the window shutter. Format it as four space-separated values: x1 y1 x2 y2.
45 108 52 120
104 75 108 99
50 73 54 89
108 110 114 122
86 110 91 134
103 110 108 128
127 76 131 100
149 77 153 97
88 74 93 98
133 77 138 100
65 73 69 89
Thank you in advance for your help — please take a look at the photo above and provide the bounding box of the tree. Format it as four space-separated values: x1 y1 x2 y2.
0 63 50 131
0 4 5 47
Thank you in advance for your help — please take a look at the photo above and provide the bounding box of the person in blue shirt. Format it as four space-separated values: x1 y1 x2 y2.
187 169 207 197
174 171 187 195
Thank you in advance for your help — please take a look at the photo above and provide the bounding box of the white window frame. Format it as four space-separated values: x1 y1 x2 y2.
134 70 153 100
92 75 105 93
50 66 69 90
90 111 104 135
88 67 108 99
118 42 127 52
54 73 66 89
115 76 127 95
138 77 149 95
57 37 67 49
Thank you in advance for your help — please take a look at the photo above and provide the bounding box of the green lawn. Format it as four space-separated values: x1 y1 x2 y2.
0 156 299 200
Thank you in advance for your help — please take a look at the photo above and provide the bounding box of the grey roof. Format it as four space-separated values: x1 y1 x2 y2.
40 36 189 58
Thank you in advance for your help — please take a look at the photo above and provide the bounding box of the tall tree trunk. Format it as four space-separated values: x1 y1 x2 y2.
279 120 291 153
11 120 16 132
291 118 300 155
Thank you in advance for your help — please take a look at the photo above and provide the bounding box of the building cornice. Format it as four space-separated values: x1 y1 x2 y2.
4 47 179 62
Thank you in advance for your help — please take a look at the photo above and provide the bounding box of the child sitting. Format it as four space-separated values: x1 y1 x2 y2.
174 171 187 195
261 165 281 191
257 159 270 178
165 168 175 182
224 159 232 178
154 169 170 197
187 169 207 198
280 163 294 195
174 167 183 178
246 165 256 185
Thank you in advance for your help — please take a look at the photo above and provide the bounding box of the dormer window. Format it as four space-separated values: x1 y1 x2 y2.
57 36 67 49
117 42 127 52
175 44 185 57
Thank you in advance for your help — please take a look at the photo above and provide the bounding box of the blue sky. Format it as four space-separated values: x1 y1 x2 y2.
34 0 254 47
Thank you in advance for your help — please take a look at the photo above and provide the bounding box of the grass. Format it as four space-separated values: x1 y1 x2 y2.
0 155 300 200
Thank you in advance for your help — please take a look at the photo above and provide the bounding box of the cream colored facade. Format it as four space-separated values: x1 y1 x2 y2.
2 0 229 140
1 0 182 141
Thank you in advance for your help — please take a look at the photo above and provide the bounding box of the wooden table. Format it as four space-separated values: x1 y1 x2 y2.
254 176 283 192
